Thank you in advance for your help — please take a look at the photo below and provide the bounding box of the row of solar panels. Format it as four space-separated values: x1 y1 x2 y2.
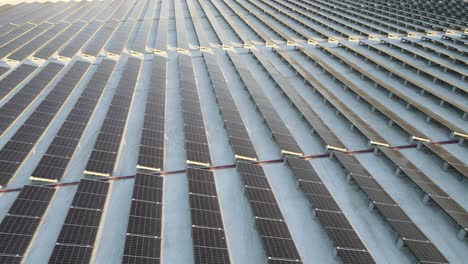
0 0 163 63
173 2 468 257
0 0 466 264
0 0 465 65
0 53 167 263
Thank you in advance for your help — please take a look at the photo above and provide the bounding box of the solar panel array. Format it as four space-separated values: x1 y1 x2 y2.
31 60 116 182
49 179 109 264
0 61 88 187
84 57 141 176
0 0 466 263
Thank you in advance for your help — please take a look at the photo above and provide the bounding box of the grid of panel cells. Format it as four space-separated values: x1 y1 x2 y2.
187 168 230 264
0 64 37 101
49 179 109 264
203 52 257 162
237 161 302 263
31 59 116 182
0 185 55 264
122 172 164 263
137 56 166 172
0 61 89 187
84 57 142 176
179 54 211 166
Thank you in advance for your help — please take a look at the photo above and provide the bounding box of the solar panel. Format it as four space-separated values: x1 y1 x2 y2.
50 179 109 263
0 63 37 101
404 240 449 263
59 21 102 58
337 248 375 264
136 56 166 172
31 61 115 181
261 236 301 261
0 185 55 261
84 57 141 176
